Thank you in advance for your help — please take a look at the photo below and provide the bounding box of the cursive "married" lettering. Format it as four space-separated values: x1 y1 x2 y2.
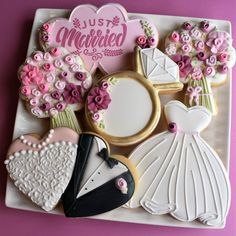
56 24 127 49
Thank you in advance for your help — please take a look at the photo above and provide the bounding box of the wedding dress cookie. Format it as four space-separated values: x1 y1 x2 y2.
126 101 230 226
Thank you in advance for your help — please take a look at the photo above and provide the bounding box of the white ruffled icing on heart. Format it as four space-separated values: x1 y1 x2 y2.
5 141 78 211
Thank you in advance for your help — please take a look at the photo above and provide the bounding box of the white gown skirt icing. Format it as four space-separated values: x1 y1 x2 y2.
127 130 230 226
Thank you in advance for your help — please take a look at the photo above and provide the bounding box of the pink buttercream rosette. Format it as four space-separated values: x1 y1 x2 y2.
18 47 92 132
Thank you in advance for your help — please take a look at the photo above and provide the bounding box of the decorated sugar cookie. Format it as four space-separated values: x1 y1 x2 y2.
5 129 137 216
165 20 235 114
39 3 158 74
5 128 79 211
85 47 183 146
126 101 230 226
61 133 138 217
18 47 92 132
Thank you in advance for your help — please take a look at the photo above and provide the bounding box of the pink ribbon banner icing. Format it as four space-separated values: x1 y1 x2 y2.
39 4 158 74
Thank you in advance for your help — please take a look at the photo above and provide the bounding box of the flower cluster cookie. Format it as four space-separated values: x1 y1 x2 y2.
165 20 235 114
18 47 92 132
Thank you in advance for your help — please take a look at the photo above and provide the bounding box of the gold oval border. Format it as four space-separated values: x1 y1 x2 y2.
85 71 160 146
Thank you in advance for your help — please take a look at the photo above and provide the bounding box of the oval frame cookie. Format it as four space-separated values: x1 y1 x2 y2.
85 47 183 146
85 71 160 146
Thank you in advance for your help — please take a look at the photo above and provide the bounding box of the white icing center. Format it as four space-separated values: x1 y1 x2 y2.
103 79 153 137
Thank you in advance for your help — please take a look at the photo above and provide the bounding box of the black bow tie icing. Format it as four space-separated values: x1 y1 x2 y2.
98 148 118 169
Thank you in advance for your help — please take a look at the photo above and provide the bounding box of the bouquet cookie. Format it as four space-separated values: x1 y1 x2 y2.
165 20 235 114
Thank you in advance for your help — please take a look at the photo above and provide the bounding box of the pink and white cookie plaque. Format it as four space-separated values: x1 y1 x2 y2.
39 4 158 74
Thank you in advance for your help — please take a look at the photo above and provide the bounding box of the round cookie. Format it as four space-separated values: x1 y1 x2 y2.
165 20 236 115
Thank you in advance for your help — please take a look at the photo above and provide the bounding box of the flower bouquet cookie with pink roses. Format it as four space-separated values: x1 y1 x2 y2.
18 47 92 132
165 20 235 114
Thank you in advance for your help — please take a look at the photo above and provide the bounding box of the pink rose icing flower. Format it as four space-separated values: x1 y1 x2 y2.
50 47 61 56
172 54 193 78
182 22 192 30
43 63 54 72
60 71 70 80
197 51 207 61
63 83 82 104
55 102 66 111
20 86 31 96
42 23 51 32
38 83 49 93
75 72 87 81
115 178 128 194
87 87 111 112
191 67 203 80
206 31 230 54
40 102 51 111
200 20 211 33
147 36 156 46
100 81 109 90
19 64 44 85
218 64 229 74
136 35 147 46
41 33 50 42
170 31 180 42
51 91 62 100
218 53 229 63
91 112 101 121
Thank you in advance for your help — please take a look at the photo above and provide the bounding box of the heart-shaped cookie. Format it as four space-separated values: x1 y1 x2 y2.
5 128 79 211
39 3 158 74
5 129 138 216
61 133 138 217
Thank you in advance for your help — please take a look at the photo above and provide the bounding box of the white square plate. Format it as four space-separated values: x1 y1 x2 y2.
5 8 232 229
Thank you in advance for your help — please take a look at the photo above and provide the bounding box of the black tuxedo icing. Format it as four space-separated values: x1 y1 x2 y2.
61 133 135 217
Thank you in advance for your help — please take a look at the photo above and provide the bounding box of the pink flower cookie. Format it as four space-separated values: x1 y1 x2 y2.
165 20 235 114
18 47 92 132
39 3 158 74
